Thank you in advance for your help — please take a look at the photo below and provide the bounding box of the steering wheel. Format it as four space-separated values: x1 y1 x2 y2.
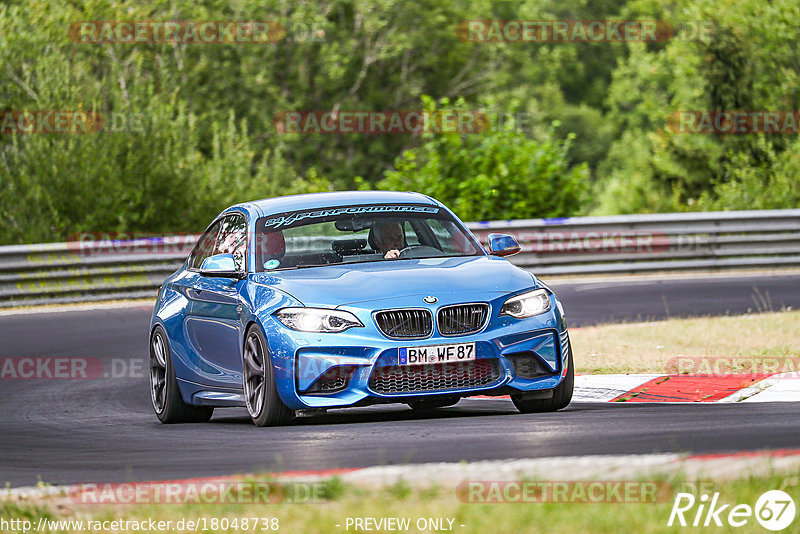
397 245 443 259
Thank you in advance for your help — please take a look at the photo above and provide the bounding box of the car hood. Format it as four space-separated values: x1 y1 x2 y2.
250 256 536 307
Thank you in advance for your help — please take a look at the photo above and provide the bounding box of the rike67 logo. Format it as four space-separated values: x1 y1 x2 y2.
668 490 795 531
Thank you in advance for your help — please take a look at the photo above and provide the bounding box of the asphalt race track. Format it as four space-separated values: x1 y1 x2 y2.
550 272 799 327
1 273 799 487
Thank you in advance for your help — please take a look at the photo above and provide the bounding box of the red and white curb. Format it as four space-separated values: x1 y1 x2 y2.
579 372 800 402
5 450 800 501
327 449 800 488
474 373 800 403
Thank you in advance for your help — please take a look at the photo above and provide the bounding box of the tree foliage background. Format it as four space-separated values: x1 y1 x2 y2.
1 0 798 244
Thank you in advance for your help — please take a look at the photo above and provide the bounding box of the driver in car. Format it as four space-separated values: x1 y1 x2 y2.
371 220 406 259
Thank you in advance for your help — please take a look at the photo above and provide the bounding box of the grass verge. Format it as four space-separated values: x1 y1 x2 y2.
570 310 800 374
2 469 798 533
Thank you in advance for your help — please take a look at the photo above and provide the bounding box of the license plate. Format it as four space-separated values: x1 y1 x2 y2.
398 342 476 366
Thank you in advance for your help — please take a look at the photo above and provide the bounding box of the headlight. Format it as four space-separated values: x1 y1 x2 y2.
500 289 551 318
275 307 363 333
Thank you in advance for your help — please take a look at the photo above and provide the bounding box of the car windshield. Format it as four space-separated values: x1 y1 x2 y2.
254 203 484 271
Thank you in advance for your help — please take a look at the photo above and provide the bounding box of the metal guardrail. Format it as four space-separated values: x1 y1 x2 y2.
468 209 800 275
0 237 197 308
1 209 798 308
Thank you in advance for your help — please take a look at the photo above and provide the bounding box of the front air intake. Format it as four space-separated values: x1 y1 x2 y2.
369 358 502 394
302 365 358 395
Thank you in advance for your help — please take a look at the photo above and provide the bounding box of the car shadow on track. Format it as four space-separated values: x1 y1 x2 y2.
206 399 593 427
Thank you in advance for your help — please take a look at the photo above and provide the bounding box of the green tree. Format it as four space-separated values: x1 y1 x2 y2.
380 98 589 221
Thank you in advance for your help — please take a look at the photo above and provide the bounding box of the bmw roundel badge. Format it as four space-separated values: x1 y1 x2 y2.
423 296 438 304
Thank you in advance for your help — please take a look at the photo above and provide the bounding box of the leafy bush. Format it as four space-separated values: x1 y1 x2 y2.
697 137 800 211
379 98 589 221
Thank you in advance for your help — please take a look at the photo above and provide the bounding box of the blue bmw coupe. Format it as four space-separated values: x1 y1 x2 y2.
149 191 572 426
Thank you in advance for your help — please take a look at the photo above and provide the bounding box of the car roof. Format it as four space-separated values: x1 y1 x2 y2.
229 191 441 218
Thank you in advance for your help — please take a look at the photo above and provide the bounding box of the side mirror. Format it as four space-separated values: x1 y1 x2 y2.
200 253 245 278
487 233 521 257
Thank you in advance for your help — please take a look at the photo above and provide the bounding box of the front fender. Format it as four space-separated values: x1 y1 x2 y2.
242 276 304 407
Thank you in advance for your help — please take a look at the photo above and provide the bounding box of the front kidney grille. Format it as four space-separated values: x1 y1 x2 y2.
438 303 489 335
368 358 501 394
375 309 432 339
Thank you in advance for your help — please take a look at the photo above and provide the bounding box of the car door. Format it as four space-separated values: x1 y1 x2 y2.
182 214 248 389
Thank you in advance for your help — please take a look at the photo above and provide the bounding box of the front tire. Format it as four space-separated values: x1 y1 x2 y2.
512 337 574 414
243 324 294 427
150 326 214 423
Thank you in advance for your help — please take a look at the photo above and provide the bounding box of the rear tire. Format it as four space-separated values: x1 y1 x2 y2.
512 337 574 414
150 326 214 424
243 324 294 427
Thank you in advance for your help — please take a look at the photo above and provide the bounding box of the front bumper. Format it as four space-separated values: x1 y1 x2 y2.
264 293 570 410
